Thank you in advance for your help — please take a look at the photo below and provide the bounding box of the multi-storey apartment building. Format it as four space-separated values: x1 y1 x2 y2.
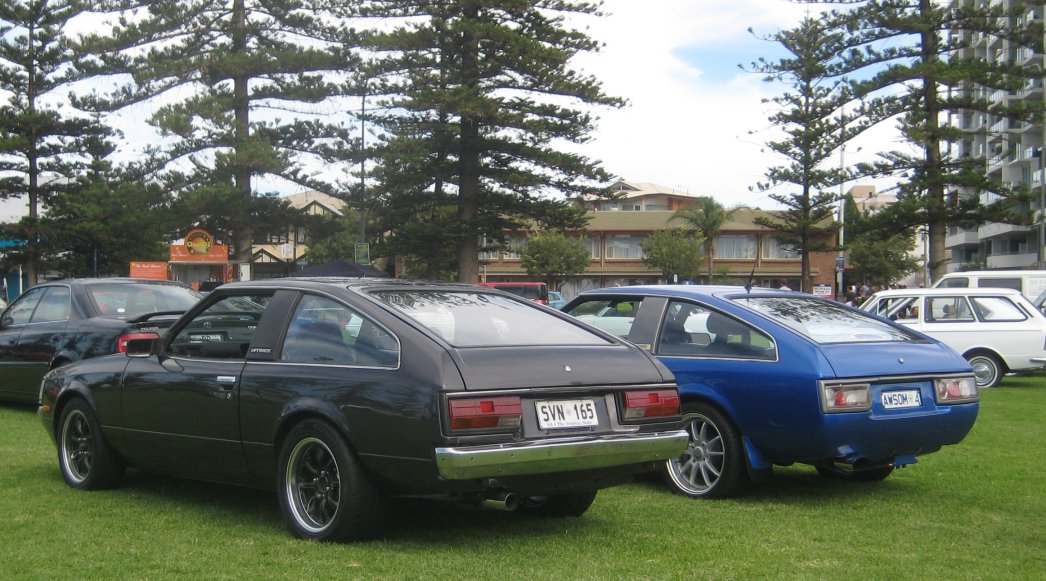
946 0 1046 271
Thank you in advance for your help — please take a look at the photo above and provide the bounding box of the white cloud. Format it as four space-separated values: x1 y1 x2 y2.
569 0 897 208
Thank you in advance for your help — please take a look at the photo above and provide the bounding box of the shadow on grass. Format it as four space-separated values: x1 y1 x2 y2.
628 464 913 504
74 470 594 543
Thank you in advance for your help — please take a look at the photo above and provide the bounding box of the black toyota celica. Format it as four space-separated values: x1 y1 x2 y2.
39 278 686 542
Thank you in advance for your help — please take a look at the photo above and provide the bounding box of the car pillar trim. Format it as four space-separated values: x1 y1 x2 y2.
434 430 689 480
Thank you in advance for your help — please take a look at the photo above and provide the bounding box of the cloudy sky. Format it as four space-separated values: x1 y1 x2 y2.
568 0 901 209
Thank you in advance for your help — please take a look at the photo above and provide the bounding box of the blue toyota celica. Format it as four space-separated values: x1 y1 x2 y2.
563 285 979 499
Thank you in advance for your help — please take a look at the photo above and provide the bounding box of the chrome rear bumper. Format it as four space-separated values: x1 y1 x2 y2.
435 430 689 480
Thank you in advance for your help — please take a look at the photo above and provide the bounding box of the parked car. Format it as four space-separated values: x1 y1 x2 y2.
39 278 686 541
476 281 549 304
548 290 566 310
934 270 1046 301
0 278 202 404
562 285 979 500
861 287 1046 388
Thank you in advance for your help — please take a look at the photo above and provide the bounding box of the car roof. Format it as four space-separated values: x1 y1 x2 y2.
214 277 488 293
577 284 788 299
937 270 1046 277
869 287 1025 297
40 278 193 287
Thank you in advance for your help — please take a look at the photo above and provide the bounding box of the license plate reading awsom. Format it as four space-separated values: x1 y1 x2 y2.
536 399 598 429
881 389 922 409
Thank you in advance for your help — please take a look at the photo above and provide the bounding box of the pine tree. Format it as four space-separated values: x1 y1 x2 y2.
74 0 361 264
813 0 1045 281
351 1 622 282
749 17 856 293
0 0 104 284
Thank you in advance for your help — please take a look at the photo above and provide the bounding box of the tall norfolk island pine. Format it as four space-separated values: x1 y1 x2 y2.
352 1 623 282
74 0 361 263
0 0 108 285
813 0 1044 281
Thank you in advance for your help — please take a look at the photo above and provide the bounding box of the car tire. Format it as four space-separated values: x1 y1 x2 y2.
277 419 386 542
661 402 748 499
815 463 895 482
58 398 124 490
965 353 1002 388
519 491 597 517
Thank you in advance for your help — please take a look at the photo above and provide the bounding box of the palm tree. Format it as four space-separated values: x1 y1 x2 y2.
672 197 734 284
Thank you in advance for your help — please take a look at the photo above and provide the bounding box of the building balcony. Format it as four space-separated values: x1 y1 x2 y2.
978 221 1032 240
986 252 1038 270
946 227 981 248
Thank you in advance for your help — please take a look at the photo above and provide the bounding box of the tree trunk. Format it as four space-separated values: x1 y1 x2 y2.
920 0 947 283
232 0 253 269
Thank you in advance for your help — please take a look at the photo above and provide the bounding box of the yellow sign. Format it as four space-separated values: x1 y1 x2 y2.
184 229 214 256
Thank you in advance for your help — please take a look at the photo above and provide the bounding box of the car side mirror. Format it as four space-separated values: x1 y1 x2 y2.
126 337 161 357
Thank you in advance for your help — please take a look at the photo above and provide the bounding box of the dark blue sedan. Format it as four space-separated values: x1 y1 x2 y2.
563 285 979 499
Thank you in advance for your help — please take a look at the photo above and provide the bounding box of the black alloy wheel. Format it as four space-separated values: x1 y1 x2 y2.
277 419 385 542
58 398 124 490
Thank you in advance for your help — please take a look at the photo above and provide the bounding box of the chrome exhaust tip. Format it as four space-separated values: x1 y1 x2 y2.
481 491 519 512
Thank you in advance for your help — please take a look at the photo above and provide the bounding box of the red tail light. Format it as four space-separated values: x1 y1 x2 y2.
117 332 160 353
623 389 680 419
448 396 523 430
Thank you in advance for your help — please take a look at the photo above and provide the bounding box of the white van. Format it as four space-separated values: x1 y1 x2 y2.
934 270 1046 301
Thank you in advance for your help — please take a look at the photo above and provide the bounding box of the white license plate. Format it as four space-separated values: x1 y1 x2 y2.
881 389 922 409
536 399 598 429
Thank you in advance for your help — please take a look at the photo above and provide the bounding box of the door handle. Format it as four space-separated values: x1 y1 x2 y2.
216 375 237 388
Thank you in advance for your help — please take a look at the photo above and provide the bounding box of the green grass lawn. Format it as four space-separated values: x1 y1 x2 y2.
2 376 1044 580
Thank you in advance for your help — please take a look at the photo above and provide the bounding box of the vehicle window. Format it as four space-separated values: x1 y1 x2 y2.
869 296 919 320
739 296 919 344
30 286 70 323
375 290 610 347
975 278 1021 292
926 296 974 322
168 293 270 359
657 300 776 360
88 283 202 318
970 296 1028 322
562 298 643 339
484 284 548 302
2 287 46 326
937 277 969 288
280 294 398 367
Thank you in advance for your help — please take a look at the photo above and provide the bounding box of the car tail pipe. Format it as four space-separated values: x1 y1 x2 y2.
481 490 519 512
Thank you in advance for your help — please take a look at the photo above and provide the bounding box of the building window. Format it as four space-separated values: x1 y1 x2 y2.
605 234 645 259
502 236 527 260
587 235 601 259
715 234 757 259
479 236 500 261
762 236 800 259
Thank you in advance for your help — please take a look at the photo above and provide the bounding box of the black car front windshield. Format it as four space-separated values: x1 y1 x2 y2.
373 290 610 347
736 296 920 344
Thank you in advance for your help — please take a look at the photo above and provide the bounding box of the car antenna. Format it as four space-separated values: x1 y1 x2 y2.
744 263 757 293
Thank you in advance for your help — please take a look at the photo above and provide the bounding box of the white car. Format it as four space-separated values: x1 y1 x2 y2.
861 287 1046 388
